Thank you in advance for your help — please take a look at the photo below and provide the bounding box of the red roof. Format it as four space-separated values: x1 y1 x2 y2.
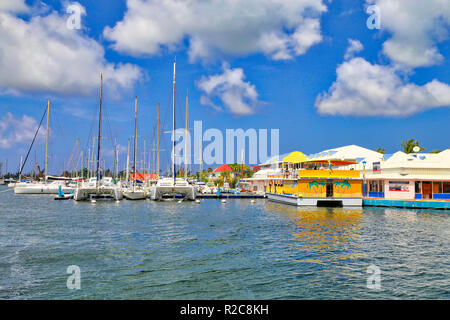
213 164 233 173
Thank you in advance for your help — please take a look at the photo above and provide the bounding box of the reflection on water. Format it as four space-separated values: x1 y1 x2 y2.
266 202 366 276
266 202 364 261
0 188 449 300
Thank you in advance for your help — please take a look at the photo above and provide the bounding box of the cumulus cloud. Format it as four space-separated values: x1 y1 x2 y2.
0 3 142 96
344 39 363 60
367 0 450 68
104 0 327 62
0 0 28 13
0 113 45 149
197 64 259 116
315 57 450 116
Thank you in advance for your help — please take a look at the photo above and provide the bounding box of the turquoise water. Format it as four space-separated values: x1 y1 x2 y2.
0 186 449 299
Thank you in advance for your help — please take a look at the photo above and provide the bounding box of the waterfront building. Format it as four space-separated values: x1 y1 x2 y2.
206 164 235 181
248 145 450 208
248 146 380 207
365 150 450 200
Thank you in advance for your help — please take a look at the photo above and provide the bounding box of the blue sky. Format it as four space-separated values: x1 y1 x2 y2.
0 0 449 174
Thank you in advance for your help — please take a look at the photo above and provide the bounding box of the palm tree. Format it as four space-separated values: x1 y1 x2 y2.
430 149 441 154
220 171 230 184
375 147 386 154
401 139 425 154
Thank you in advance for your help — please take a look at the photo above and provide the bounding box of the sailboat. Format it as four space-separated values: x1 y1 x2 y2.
123 97 147 200
149 59 196 201
74 74 123 201
14 100 74 195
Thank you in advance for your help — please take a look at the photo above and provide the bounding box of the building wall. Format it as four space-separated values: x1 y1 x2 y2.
383 180 415 200
266 179 362 198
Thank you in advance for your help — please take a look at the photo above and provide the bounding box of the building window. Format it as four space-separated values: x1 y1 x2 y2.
373 162 381 172
389 181 409 191
433 182 443 194
415 181 421 193
443 182 450 194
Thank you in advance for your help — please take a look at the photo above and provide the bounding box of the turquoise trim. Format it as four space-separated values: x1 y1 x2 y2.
363 198 449 210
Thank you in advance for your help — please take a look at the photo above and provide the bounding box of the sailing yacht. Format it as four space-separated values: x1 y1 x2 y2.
74 74 122 201
123 97 146 200
14 100 75 195
149 59 196 201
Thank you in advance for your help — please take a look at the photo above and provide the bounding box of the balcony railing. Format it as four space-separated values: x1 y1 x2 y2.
297 170 361 179
267 169 361 180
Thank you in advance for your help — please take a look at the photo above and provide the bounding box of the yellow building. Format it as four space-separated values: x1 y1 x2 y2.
249 151 363 207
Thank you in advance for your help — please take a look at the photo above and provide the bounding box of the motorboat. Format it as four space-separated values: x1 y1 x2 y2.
14 180 73 194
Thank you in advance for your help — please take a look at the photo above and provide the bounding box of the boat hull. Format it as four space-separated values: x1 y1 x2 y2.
14 184 73 194
123 190 147 200
74 187 123 201
149 185 196 201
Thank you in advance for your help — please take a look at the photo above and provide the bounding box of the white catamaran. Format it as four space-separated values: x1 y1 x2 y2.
149 59 196 201
74 74 122 201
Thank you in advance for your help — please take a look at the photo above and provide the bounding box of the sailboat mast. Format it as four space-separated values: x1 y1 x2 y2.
152 126 155 174
157 103 160 178
91 137 96 179
80 150 83 179
87 146 90 179
96 74 103 189
133 96 138 190
185 91 188 179
143 138 146 174
114 137 117 180
126 138 130 181
172 59 176 184
44 99 50 182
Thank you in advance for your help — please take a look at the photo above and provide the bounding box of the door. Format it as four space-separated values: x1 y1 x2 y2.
326 180 333 198
422 182 432 199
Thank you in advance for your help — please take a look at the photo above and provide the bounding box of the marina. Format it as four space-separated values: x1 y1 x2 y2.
0 187 448 300
0 0 449 304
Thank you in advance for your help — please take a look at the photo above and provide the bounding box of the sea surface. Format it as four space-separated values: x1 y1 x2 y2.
0 186 449 299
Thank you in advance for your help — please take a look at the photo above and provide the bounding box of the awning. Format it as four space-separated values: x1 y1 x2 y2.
282 151 308 163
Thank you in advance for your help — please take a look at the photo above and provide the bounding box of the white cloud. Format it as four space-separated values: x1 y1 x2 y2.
367 0 450 68
315 57 450 116
104 0 327 62
344 39 363 60
197 64 259 116
0 0 28 13
0 113 46 149
0 3 142 96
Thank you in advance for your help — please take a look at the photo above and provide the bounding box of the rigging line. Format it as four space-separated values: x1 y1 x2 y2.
18 105 47 176
102 96 118 172
65 141 77 172
51 108 67 148
175 86 185 131
158 90 172 173
84 102 99 152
